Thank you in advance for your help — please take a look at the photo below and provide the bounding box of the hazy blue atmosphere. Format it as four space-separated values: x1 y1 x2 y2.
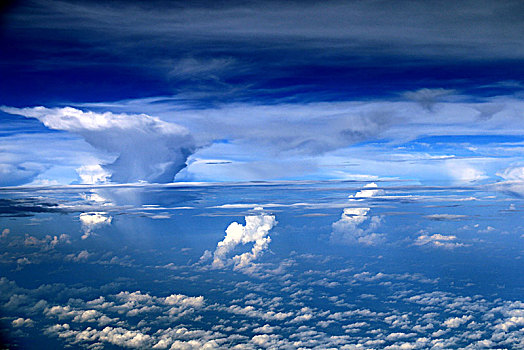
1 1 523 349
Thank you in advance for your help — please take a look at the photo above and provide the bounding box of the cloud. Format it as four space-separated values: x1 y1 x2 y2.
12 317 34 328
403 88 455 111
24 233 71 250
348 182 385 199
445 160 487 183
497 165 524 184
414 233 465 249
331 183 385 245
0 106 196 184
475 103 504 121
0 162 48 187
169 57 237 81
9 0 524 66
76 164 110 185
495 165 524 196
209 208 277 270
443 315 473 328
424 214 468 221
3 93 524 184
65 250 90 262
79 212 112 239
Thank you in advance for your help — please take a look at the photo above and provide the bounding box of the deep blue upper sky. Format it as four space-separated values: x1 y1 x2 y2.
2 0 524 106
1 0 524 185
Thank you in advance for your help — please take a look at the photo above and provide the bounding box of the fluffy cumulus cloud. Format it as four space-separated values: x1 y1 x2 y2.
0 106 196 184
331 183 385 245
414 233 465 249
76 165 111 185
79 212 112 239
208 208 277 270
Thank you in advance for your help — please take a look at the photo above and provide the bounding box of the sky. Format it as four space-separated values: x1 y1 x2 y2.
1 3 523 348
1 0 524 187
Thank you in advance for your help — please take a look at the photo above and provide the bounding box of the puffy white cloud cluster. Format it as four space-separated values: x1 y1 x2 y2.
2 252 524 350
39 290 209 348
443 315 473 328
1 106 196 184
12 317 34 328
23 233 71 250
209 208 277 270
65 250 90 262
0 229 73 269
331 183 384 245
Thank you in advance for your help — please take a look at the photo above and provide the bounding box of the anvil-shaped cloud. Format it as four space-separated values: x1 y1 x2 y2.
1 106 196 183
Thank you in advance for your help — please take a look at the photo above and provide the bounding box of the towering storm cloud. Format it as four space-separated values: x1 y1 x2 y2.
209 208 277 270
1 107 196 184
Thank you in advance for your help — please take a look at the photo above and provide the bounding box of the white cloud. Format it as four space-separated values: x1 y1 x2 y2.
76 164 110 184
385 332 416 341
210 208 277 270
414 233 465 249
79 212 112 239
443 315 473 328
12 317 34 328
331 183 384 245
4 93 524 184
348 182 385 199
445 160 487 184
65 250 90 262
1 106 196 184
497 165 524 181
495 165 524 196
253 324 278 334
23 233 71 250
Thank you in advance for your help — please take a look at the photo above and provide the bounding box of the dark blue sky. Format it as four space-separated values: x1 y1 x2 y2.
2 0 524 106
